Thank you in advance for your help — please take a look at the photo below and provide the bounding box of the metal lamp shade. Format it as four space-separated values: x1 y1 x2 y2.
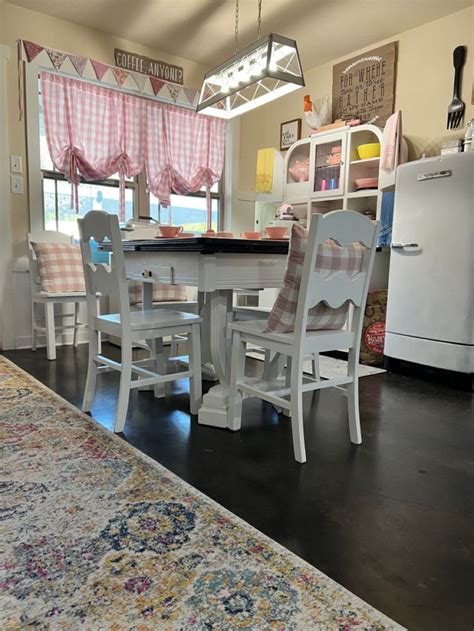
196 33 305 119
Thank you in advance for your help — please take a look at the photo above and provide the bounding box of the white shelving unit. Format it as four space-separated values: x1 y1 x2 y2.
283 124 384 226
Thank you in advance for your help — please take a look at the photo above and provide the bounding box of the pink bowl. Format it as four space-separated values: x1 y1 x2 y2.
265 226 288 239
159 225 183 237
241 232 261 240
355 177 378 190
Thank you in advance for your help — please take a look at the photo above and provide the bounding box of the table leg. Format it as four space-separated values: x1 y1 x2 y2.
198 289 234 428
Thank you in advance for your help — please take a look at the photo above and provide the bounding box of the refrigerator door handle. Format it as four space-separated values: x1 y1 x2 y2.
391 242 420 249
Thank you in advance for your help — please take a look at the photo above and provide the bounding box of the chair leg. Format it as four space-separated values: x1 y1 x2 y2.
44 301 56 360
73 302 80 347
282 356 291 418
290 356 306 463
151 338 166 399
82 327 99 413
312 353 320 381
170 335 179 358
228 330 246 431
31 302 38 351
188 323 202 415
347 348 362 444
114 341 132 433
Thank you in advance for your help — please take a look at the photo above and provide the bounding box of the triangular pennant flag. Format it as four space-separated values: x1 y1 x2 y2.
131 72 147 91
167 84 180 102
150 77 165 96
47 49 67 71
23 40 44 63
183 86 197 105
69 54 87 76
112 67 129 87
90 59 109 81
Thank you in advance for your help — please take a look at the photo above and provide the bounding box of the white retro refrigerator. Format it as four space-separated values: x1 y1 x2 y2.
385 152 473 375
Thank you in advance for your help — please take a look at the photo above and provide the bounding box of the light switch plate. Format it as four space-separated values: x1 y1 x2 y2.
9 155 23 174
10 174 24 194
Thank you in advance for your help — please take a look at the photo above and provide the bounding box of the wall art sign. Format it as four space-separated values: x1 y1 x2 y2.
280 118 302 151
115 48 184 85
332 42 397 127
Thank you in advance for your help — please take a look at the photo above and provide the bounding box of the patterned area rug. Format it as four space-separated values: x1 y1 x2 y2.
0 356 402 630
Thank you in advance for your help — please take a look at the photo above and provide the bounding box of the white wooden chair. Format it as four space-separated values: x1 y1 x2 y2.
228 211 380 463
78 210 202 433
27 230 87 360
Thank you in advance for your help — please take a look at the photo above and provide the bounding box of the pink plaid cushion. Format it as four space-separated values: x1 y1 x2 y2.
128 281 188 305
31 242 86 294
265 223 364 333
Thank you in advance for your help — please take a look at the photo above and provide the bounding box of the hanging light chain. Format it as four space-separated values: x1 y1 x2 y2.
257 0 262 39
234 0 239 55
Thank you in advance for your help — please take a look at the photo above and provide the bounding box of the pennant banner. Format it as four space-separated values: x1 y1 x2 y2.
150 77 165 96
69 55 87 76
112 67 129 87
90 59 109 81
47 50 67 71
23 41 44 63
18 40 199 111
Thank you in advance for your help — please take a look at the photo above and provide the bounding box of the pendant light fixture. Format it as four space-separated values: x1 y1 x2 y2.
196 0 305 119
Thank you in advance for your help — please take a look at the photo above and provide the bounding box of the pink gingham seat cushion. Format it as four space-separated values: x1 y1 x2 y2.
31 242 86 294
128 282 188 305
265 223 365 333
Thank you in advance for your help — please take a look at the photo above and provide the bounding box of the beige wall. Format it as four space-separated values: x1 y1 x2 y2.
239 7 474 194
3 2 209 255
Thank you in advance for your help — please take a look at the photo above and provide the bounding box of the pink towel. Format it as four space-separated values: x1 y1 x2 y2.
382 111 407 171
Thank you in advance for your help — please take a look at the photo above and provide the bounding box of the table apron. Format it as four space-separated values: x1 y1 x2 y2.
124 251 287 291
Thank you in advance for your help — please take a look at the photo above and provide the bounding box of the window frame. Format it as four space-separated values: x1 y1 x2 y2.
41 168 138 232
150 187 222 232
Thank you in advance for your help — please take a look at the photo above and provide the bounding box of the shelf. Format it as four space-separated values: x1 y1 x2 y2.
309 195 344 202
350 157 380 165
347 190 379 198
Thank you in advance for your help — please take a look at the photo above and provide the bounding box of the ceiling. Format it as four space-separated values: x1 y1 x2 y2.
8 0 473 70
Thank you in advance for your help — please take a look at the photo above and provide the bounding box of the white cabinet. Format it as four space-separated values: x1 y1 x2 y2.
283 124 384 225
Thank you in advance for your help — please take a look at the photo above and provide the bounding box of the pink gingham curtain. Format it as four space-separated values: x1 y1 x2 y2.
40 72 226 222
145 103 226 212
41 72 145 216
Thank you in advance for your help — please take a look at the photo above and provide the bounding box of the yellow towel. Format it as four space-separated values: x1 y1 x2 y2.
255 148 275 193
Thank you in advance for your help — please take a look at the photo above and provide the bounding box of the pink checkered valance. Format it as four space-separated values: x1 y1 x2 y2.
40 72 226 223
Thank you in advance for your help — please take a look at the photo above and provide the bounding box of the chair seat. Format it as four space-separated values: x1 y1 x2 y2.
229 319 354 352
33 291 87 299
233 306 270 321
96 308 201 332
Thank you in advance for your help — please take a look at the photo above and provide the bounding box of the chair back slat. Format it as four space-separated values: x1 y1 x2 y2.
294 211 379 352
78 211 131 329
306 271 366 309
315 210 376 247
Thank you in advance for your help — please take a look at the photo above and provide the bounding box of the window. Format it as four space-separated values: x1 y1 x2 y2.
150 183 220 234
39 99 136 238
38 89 222 235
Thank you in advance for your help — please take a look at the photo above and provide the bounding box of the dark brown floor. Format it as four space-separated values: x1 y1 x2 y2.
3 344 474 631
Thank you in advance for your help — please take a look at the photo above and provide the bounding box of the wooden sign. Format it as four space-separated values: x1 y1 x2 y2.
114 48 184 85
332 42 397 127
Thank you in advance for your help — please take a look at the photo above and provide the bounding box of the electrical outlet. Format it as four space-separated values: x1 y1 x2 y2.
10 155 23 173
10 175 24 194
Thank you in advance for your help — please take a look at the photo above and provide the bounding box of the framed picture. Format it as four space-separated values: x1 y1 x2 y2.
280 118 302 151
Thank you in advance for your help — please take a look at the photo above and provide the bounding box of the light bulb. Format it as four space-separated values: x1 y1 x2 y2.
229 73 240 89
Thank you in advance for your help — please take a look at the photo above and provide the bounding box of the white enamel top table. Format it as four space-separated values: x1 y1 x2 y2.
117 237 288 428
